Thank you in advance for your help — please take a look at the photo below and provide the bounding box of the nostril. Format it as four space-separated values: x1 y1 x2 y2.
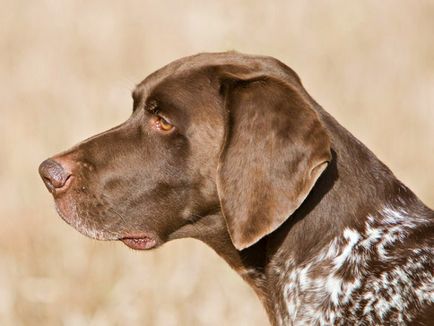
39 158 72 193
43 176 52 185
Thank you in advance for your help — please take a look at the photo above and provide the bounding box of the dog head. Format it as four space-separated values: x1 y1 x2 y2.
39 52 331 251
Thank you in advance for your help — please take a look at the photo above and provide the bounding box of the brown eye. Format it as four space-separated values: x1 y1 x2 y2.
154 116 174 132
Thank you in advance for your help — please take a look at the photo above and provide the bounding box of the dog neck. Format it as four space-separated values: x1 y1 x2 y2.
168 211 272 314
178 185 432 325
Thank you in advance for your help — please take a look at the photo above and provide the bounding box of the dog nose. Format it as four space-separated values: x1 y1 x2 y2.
39 159 72 193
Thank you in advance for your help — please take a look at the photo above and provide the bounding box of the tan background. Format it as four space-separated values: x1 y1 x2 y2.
1 1 433 325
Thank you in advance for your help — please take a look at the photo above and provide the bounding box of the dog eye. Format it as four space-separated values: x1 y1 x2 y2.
154 116 174 132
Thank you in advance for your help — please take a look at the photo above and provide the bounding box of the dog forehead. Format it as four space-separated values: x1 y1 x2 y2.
131 51 290 101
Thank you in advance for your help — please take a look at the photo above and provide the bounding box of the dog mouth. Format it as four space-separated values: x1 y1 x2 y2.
53 194 160 250
54 198 159 247
120 235 157 250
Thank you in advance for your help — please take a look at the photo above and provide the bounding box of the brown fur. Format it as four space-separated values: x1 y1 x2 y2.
39 52 434 325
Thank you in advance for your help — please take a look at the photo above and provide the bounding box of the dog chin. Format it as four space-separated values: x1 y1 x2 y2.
54 199 116 241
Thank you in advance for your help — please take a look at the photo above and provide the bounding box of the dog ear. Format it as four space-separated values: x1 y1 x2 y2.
217 74 331 250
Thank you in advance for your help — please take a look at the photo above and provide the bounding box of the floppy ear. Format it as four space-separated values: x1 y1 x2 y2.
217 76 331 250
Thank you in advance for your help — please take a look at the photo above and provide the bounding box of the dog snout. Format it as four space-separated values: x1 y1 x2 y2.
39 158 73 193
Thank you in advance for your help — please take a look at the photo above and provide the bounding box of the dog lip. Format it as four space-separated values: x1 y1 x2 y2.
119 234 157 250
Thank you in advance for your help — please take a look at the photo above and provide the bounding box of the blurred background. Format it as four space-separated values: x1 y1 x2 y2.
1 0 433 325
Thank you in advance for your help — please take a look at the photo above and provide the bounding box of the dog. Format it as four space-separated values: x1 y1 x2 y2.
39 52 434 325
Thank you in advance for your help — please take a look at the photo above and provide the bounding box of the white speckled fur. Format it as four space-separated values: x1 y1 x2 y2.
272 204 434 325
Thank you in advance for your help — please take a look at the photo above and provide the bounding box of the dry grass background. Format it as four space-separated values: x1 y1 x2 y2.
1 1 433 325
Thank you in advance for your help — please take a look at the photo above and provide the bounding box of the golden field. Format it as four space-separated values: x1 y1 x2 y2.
1 1 433 325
